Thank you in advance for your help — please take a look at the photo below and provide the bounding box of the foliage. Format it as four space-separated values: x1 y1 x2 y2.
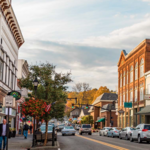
72 120 77 124
20 62 72 145
81 115 93 125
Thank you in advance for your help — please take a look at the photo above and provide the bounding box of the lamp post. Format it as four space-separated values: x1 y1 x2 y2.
32 77 39 147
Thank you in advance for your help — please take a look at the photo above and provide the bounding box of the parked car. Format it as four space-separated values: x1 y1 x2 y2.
119 127 135 140
99 127 111 136
79 124 92 135
40 125 57 140
107 127 122 138
130 124 150 143
56 125 65 132
75 125 81 130
61 126 76 136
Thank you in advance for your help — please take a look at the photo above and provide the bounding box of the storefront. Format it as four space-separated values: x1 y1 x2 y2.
6 108 16 128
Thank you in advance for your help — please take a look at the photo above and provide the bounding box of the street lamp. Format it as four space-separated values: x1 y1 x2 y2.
32 77 39 147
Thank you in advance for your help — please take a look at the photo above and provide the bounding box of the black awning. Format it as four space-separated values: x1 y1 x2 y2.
135 105 150 115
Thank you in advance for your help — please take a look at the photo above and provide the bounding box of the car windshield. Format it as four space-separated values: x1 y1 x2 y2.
64 126 74 129
130 127 135 130
144 125 150 130
82 125 91 128
40 126 53 132
106 128 110 130
58 125 64 127
116 128 122 130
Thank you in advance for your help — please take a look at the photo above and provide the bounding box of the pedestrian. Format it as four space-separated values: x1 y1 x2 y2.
30 124 32 134
0 119 9 150
23 122 29 139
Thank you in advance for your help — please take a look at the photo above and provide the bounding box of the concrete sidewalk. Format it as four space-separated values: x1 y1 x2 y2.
8 134 32 150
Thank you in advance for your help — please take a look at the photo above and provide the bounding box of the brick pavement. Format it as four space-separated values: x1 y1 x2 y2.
8 134 32 150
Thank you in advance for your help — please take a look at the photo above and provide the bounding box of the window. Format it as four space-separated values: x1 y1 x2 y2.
140 59 144 77
135 63 138 80
123 94 125 103
130 66 133 83
130 91 133 102
126 91 128 102
147 84 150 94
126 71 128 84
120 95 122 106
123 71 125 86
0 60 3 80
140 87 144 101
135 89 137 102
11 73 13 89
120 74 122 87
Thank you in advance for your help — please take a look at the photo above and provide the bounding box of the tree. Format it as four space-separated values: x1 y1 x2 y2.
20 63 72 145
81 115 93 125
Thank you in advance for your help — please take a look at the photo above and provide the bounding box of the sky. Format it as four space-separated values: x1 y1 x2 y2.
12 0 150 91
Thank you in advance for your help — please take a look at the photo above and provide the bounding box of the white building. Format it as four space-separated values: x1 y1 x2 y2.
0 1 24 128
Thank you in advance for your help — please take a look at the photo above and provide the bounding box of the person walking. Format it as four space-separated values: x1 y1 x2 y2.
23 123 29 139
30 125 32 134
0 119 9 150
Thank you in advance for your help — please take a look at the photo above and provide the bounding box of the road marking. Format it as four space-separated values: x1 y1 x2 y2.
76 135 129 150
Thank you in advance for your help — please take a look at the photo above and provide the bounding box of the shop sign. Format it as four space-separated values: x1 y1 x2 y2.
5 96 13 107
7 91 21 100
124 102 132 108
144 95 150 100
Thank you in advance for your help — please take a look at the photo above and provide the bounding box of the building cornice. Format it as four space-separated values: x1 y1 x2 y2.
0 0 24 48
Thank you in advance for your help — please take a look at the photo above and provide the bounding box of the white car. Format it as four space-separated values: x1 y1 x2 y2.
99 127 111 136
130 124 150 143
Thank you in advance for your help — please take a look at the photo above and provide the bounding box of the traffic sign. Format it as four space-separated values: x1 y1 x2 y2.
124 102 132 108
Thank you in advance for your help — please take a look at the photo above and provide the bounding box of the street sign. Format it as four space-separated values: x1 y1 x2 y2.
5 96 13 107
144 95 150 100
7 91 21 100
124 102 132 108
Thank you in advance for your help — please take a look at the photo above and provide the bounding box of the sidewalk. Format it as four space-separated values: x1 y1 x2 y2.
8 134 32 150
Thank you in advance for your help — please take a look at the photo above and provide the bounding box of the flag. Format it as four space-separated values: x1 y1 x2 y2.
45 104 51 112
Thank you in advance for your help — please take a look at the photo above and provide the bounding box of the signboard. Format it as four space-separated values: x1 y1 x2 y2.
7 91 21 100
124 102 132 108
118 109 125 114
144 95 150 100
5 96 13 107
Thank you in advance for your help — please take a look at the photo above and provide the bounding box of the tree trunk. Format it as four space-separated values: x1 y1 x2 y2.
44 120 48 146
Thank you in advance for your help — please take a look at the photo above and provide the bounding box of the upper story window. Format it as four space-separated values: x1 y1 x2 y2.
130 90 133 102
120 74 122 88
140 59 144 77
123 71 125 86
135 62 138 80
120 95 122 106
126 90 128 102
126 71 128 84
0 60 3 80
130 66 133 83
135 88 138 102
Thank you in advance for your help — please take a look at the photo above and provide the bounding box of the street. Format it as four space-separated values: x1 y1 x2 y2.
58 132 150 150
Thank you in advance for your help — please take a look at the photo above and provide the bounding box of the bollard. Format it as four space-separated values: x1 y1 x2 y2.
52 127 55 146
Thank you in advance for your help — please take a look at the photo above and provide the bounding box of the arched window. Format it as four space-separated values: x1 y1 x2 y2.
135 62 138 80
130 66 133 83
120 74 122 87
140 59 144 77
123 71 125 86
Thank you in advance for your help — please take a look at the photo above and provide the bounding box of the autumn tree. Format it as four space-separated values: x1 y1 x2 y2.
81 115 93 125
20 63 72 145
92 86 110 103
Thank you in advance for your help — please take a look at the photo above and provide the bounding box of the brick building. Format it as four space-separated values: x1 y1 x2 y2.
88 93 118 128
118 39 150 128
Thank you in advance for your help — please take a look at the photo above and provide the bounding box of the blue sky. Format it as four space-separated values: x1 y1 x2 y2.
12 0 150 91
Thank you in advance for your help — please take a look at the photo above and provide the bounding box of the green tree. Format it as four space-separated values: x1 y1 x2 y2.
20 63 72 145
81 115 93 125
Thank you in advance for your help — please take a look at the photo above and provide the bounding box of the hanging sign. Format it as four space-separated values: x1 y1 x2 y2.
5 96 14 107
7 91 21 100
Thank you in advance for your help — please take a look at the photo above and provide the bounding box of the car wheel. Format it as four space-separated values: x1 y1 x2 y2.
112 134 114 138
119 134 122 139
130 135 133 142
107 133 109 137
103 133 105 136
147 141 149 143
62 134 64 136
125 135 128 140
99 132 101 136
73 134 75 136
80 132 82 135
138 135 142 143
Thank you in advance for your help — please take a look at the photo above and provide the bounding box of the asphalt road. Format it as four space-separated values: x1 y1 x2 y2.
57 132 150 150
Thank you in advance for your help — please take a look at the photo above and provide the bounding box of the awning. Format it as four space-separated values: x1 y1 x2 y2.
135 105 150 115
96 118 105 122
